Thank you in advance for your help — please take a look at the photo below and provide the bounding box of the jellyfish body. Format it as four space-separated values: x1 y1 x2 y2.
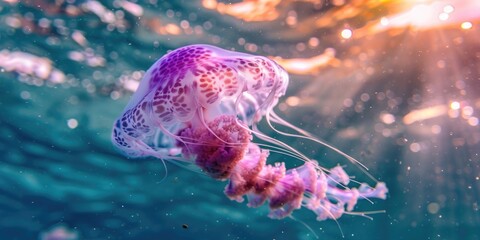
112 44 287 158
112 44 388 222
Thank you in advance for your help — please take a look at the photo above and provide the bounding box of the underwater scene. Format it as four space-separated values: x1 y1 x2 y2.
0 0 479 239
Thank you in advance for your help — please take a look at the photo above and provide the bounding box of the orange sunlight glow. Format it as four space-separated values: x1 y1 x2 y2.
202 0 323 22
202 0 281 21
403 105 448 125
374 0 479 31
147 18 182 35
271 48 340 75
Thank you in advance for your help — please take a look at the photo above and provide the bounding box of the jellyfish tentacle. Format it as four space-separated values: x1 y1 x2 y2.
231 86 317 164
251 122 317 166
177 114 388 222
177 115 252 179
266 110 380 182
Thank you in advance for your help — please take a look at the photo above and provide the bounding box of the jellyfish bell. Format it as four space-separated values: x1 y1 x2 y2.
112 44 288 159
112 44 388 226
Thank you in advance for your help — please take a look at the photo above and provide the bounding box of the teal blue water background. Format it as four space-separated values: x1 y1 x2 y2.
0 1 479 239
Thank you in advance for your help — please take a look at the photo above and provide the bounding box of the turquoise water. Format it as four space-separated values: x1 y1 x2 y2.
1 1 479 239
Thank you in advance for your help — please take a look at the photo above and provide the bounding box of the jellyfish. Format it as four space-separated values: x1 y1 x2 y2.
112 44 388 222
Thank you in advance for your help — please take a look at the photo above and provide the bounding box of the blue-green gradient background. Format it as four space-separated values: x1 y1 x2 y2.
0 1 479 239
